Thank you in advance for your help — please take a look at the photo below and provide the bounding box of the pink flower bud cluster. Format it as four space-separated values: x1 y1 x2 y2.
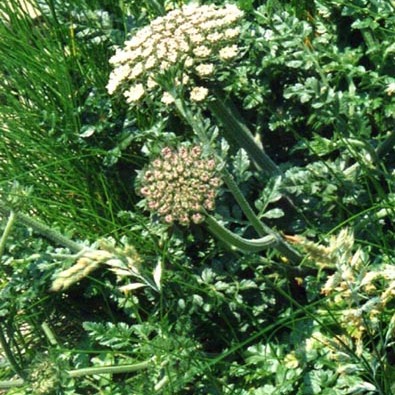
138 145 222 226
107 3 244 105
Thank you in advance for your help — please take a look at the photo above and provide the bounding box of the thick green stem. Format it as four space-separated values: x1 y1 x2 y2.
173 94 302 263
208 93 282 176
0 201 83 253
222 168 302 264
205 214 277 253
67 359 152 377
0 210 16 258
222 168 273 236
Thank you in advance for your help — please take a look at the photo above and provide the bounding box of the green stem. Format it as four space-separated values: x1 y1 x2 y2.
0 360 152 388
0 210 16 258
0 379 25 389
222 168 302 264
376 129 395 160
0 200 83 253
222 168 273 236
173 94 302 263
173 96 210 145
0 324 26 380
205 214 277 253
41 322 59 346
208 93 282 176
67 359 152 377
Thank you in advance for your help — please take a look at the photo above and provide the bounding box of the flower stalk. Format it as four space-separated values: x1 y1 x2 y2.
205 214 277 252
208 92 282 176
172 95 302 264
221 168 302 264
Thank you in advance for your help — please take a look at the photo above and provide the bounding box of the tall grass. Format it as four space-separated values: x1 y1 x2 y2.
0 0 132 239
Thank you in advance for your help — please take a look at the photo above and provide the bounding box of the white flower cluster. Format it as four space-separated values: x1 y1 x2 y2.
107 3 244 105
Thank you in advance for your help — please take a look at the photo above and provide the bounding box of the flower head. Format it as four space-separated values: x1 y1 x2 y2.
137 145 221 226
190 86 209 102
107 4 244 105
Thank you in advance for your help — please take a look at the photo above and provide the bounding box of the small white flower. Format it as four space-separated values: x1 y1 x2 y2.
222 4 244 23
106 64 131 94
184 56 194 67
385 82 395 96
156 44 167 60
200 20 221 31
145 55 157 70
130 62 144 79
175 74 190 86
195 63 215 77
224 27 240 39
141 44 154 58
159 61 171 71
167 51 178 64
219 45 239 60
147 77 158 89
177 39 190 52
207 32 223 43
109 48 131 65
161 92 175 105
189 33 205 44
190 86 209 102
124 83 145 103
193 45 212 58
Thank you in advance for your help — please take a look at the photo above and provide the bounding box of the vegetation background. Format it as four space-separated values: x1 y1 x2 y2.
0 0 394 394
